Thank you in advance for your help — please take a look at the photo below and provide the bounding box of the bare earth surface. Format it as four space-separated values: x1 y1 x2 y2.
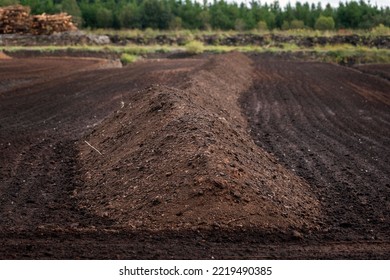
0 54 389 259
354 63 390 82
242 55 390 243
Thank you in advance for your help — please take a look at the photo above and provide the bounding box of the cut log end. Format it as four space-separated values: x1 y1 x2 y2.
0 5 77 35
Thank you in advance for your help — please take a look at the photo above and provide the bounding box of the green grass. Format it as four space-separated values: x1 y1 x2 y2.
3 42 389 65
312 45 390 64
184 40 204 54
87 27 390 39
371 24 390 36
204 43 390 64
120 53 139 65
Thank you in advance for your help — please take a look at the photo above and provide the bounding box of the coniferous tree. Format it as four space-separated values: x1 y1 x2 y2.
1 0 388 30
61 0 81 26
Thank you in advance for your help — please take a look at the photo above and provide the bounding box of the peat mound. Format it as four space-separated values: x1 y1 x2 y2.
76 52 321 232
0 51 11 59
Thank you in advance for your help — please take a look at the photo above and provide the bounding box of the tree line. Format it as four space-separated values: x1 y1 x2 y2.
1 0 389 30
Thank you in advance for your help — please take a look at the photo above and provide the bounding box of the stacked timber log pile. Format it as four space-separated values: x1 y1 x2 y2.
0 5 77 35
31 13 76 35
0 5 31 34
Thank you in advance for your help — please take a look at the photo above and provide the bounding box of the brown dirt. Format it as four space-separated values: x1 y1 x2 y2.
0 53 389 259
242 55 390 243
77 53 320 232
0 56 121 93
354 64 390 82
0 51 11 59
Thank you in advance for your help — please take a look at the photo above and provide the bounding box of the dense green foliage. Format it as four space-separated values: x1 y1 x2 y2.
1 0 389 30
315 15 335 30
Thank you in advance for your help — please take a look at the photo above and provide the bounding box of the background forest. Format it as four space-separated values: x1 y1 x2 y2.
0 0 389 30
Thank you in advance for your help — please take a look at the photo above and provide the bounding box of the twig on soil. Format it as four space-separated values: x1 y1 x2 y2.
84 140 102 155
120 94 125 109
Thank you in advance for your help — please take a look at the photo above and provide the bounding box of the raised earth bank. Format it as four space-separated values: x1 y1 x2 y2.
1 31 389 48
76 52 320 232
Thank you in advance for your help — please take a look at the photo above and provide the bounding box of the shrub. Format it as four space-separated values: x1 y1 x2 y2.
185 40 204 54
144 27 157 38
315 16 335 31
120 53 139 65
235 19 246 31
371 24 390 36
290 20 305 29
169 16 183 30
257 20 268 31
281 20 290 30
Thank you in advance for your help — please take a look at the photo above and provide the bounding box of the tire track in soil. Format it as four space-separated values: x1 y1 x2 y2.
1 229 389 259
0 57 203 233
242 56 390 241
0 138 112 231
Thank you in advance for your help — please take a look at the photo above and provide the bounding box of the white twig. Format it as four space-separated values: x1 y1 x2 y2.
84 140 102 155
